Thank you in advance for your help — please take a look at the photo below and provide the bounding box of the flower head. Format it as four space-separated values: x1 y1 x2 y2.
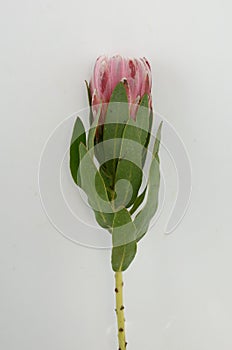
89 55 152 121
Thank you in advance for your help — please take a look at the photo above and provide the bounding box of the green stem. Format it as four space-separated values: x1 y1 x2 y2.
115 272 127 350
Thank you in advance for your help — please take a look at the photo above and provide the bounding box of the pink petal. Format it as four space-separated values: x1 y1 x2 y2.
109 55 126 93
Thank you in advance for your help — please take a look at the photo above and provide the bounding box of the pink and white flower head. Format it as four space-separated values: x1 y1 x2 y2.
89 55 152 122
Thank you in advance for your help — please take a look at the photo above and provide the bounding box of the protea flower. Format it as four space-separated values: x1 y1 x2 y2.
89 55 152 122
70 55 162 350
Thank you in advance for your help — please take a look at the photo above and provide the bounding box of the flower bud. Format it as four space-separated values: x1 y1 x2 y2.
89 55 152 121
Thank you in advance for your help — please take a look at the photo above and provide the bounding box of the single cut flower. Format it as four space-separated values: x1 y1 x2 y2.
89 54 152 121
70 55 162 350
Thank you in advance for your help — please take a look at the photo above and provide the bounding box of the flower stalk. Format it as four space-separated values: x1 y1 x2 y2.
115 271 127 350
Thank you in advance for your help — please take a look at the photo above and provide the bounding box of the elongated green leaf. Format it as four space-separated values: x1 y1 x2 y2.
79 143 114 229
153 122 162 156
111 208 137 272
135 94 153 167
135 94 151 147
130 186 147 215
87 106 101 153
114 159 142 208
70 117 86 186
103 82 130 178
111 95 152 208
117 94 151 155
112 242 137 272
99 162 115 201
85 80 94 125
87 106 107 169
142 109 153 167
94 125 105 165
79 142 137 270
134 122 162 241
94 211 114 229
103 82 129 142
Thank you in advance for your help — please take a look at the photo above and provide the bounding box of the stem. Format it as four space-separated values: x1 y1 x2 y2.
115 271 127 350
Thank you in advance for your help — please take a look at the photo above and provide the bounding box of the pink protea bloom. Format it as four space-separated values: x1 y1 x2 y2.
89 55 152 122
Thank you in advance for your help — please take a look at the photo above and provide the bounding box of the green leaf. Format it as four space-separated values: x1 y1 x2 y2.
135 94 153 167
94 126 106 166
129 186 147 215
70 117 86 186
111 208 137 272
94 210 115 229
114 159 143 208
103 82 129 141
78 143 114 229
117 94 151 155
103 82 130 177
99 162 115 201
142 109 153 167
136 94 151 143
112 97 151 209
87 106 107 168
153 121 162 156
78 142 137 271
85 80 93 125
87 106 101 154
112 242 137 272
133 122 162 241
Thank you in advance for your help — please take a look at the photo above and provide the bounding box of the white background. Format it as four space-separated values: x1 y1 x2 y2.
1 0 232 349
